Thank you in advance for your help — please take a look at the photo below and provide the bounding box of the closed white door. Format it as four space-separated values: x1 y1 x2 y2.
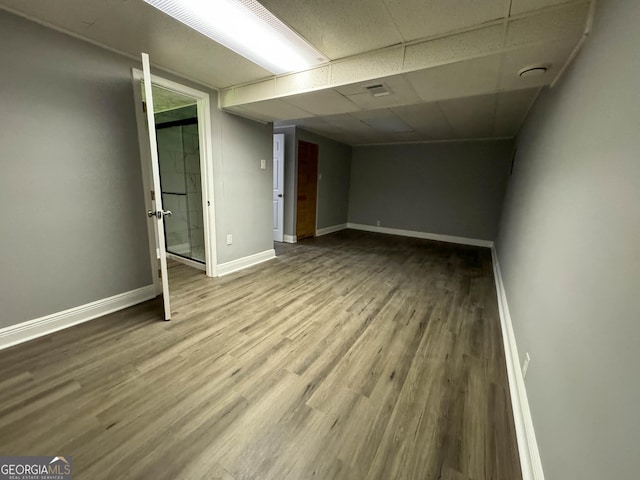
273 133 285 242
142 53 172 320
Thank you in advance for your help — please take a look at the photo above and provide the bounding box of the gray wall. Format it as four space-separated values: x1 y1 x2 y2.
0 10 273 328
495 0 640 478
0 11 151 327
349 141 513 240
215 113 273 263
274 126 351 237
296 129 351 230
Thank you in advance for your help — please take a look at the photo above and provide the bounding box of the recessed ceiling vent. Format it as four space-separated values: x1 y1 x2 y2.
364 83 391 97
518 64 550 78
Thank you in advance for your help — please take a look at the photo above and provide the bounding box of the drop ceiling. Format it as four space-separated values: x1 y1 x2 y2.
0 0 594 144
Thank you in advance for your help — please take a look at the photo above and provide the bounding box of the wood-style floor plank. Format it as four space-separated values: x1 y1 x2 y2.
0 230 521 480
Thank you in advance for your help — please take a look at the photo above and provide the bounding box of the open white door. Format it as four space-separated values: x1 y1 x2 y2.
273 133 285 242
142 53 172 320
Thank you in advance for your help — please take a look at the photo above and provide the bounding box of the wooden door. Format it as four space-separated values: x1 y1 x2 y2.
296 140 318 240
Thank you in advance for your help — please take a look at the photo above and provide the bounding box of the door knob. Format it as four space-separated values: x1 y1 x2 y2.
278 194 283 197
147 210 173 219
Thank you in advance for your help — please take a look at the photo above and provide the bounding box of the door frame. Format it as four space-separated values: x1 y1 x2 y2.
131 69 218 285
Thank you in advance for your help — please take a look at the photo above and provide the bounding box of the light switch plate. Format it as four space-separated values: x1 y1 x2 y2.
260 159 266 169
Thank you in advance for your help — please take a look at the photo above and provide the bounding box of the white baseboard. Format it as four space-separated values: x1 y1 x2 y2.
316 223 348 236
0 285 156 351
491 247 545 480
166 252 206 271
346 223 494 248
283 234 297 244
217 249 276 277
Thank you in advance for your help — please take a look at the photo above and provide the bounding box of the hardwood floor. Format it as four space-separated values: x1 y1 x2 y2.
0 230 521 480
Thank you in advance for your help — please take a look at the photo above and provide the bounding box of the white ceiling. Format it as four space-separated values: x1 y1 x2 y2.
0 0 594 144
279 88 541 145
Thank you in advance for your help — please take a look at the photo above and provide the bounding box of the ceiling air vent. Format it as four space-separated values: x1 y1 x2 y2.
518 64 550 78
364 83 391 97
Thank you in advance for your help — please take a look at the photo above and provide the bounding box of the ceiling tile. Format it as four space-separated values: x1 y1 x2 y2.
234 80 276 104
336 74 396 96
229 99 313 122
337 74 421 109
381 0 508 42
330 46 404 86
352 109 415 133
281 116 368 144
345 90 418 110
405 54 501 102
282 90 360 116
225 105 272 123
315 113 387 144
283 116 332 130
322 113 375 132
297 113 381 145
383 131 426 144
493 88 540 136
404 25 504 72
258 0 404 59
506 2 589 47
391 102 455 139
438 94 497 138
510 0 581 16
499 40 575 90
275 67 330 96
353 130 427 145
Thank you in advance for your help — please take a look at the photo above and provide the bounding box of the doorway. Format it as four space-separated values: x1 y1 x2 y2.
132 69 218 295
155 103 206 268
296 140 319 240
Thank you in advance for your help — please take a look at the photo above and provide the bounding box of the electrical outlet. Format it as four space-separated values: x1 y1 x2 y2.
522 352 531 378
226 234 233 245
260 159 266 169
376 220 381 226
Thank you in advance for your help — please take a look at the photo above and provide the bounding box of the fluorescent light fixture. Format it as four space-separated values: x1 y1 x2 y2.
144 0 328 74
